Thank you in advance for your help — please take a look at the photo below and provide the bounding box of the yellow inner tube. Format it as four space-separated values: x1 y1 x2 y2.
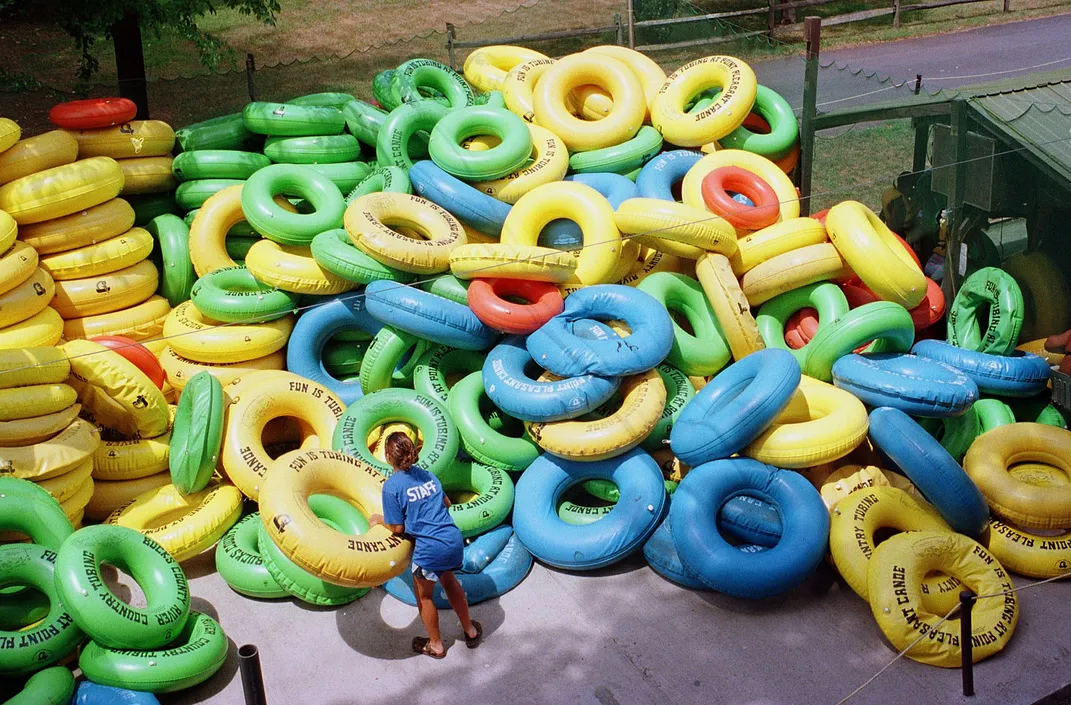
245 240 352 295
164 301 294 365
744 375 868 468
448 243 577 284
221 371 345 500
525 368 665 461
0 240 39 295
0 267 54 329
615 198 737 260
0 403 81 447
260 448 413 588
0 306 64 349
964 423 1071 530
0 383 76 421
84 471 170 521
0 417 100 480
740 242 849 307
695 253 764 360
51 259 158 319
464 45 549 93
345 192 465 275
868 530 1017 668
63 294 170 343
40 226 154 281
471 125 568 204
17 197 135 255
36 458 94 504
0 156 124 225
107 481 243 563
69 120 176 159
651 56 757 147
730 217 828 276
159 345 286 392
0 129 78 186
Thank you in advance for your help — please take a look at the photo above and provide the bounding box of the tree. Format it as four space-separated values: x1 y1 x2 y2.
2 0 279 116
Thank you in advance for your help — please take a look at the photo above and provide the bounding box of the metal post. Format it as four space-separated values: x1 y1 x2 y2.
944 99 969 293
625 0 636 49
239 644 268 705
914 74 922 95
960 590 976 697
912 119 929 172
797 16 821 214
245 53 257 102
446 23 457 71
893 0 901 28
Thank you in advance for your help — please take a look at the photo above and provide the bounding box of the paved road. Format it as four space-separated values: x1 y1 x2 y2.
753 13 1071 114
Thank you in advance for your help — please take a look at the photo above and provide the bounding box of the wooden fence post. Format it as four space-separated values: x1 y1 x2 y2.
626 0 636 48
446 23 457 71
767 0 777 35
893 0 901 27
615 13 624 46
1003 0 1010 11
245 53 257 102
797 16 821 215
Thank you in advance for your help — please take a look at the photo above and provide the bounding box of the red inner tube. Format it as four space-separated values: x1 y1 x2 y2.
49 98 137 130
907 277 945 331
90 335 166 390
785 307 819 349
467 278 564 336
700 166 781 231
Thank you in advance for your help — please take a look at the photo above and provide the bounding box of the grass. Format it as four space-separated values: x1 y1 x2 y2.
810 119 916 212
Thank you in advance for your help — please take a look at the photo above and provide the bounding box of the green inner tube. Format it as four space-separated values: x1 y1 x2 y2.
346 166 412 202
639 272 731 376
569 125 664 174
175 179 244 211
946 266 1025 355
413 344 484 406
242 101 345 137
190 266 300 323
225 235 259 261
216 512 288 599
257 498 370 606
359 326 431 393
0 477 74 549
641 364 695 452
170 371 225 495
78 611 228 693
54 524 190 651
441 461 515 538
420 274 470 305
803 302 916 382
0 544 84 675
304 161 372 193
376 101 449 170
175 112 258 152
311 228 416 285
756 281 850 367
557 486 615 526
2 665 76 705
241 165 346 247
288 92 357 110
323 339 371 378
332 387 459 477
428 105 532 181
264 134 363 165
146 213 196 306
171 150 270 181
391 59 475 110
373 70 399 111
719 84 799 160
449 371 539 472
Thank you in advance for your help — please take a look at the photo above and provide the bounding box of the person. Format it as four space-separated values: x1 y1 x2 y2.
368 432 483 658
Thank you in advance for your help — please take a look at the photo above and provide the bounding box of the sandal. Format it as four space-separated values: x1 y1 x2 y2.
412 636 446 659
465 620 483 649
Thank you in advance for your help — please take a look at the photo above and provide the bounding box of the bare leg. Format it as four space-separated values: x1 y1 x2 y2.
413 575 444 655
439 571 477 639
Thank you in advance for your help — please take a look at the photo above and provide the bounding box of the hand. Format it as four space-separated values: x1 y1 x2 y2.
368 513 384 528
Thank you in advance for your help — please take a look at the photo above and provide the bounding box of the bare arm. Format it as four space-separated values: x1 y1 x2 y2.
442 494 452 509
367 514 405 534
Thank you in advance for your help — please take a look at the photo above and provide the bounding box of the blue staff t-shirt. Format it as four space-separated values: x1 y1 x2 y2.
382 466 463 573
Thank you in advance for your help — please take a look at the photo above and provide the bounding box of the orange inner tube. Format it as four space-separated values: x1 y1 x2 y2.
701 165 780 231
467 277 564 335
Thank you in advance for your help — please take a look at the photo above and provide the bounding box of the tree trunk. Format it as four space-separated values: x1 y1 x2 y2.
112 10 149 118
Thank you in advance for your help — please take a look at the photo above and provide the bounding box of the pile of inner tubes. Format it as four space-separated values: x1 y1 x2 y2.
2 43 1070 700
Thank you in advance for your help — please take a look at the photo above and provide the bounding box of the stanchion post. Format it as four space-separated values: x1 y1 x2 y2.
446 23 457 71
239 644 268 705
960 590 976 697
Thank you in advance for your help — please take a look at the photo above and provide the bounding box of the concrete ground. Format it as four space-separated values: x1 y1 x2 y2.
167 543 1071 705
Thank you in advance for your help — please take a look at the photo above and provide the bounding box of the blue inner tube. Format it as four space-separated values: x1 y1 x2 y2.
670 348 801 466
643 515 709 590
636 149 703 201
526 284 674 377
831 352 979 417
409 160 510 236
364 279 498 351
483 335 620 423
911 339 1050 398
76 681 161 705
868 406 990 535
540 173 639 250
670 458 829 598
719 494 782 548
460 524 513 574
384 529 532 607
286 294 383 405
514 447 666 570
